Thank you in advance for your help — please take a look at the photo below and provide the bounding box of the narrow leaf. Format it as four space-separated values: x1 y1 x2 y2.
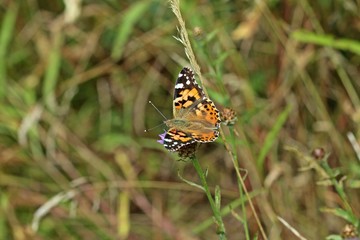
257 105 292 171
111 2 151 60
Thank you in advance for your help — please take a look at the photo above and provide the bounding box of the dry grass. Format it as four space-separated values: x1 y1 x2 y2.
0 0 359 239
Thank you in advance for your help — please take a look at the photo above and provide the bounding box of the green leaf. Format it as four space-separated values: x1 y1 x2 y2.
111 2 151 60
215 185 221 210
257 104 292 171
0 3 18 99
177 170 204 191
0 193 9 239
291 30 360 55
321 207 358 225
42 34 63 109
325 234 343 240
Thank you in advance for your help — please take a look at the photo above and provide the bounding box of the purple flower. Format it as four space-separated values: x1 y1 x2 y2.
157 131 166 144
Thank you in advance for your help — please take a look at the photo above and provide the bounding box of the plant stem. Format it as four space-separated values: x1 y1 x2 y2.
229 127 250 240
191 156 227 240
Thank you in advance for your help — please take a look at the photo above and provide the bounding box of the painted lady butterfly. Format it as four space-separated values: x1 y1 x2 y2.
158 67 221 151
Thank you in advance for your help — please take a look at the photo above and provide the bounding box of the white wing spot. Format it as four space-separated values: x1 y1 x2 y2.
178 73 183 78
186 80 191 85
175 83 184 89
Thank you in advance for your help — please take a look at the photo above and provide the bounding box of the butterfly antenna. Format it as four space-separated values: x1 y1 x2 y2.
144 101 168 133
148 101 167 120
144 123 165 133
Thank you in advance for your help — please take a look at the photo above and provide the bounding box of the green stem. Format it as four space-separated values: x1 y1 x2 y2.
320 160 353 213
229 127 250 240
191 156 227 240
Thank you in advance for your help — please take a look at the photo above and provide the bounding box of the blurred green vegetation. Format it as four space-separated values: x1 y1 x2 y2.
0 0 359 239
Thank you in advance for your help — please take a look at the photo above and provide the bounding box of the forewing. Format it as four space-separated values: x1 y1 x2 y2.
173 67 205 116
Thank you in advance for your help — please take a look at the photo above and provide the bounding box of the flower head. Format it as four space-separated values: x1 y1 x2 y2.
157 131 167 145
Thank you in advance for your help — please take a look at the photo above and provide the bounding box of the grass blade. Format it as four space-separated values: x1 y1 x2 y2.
291 30 360 55
111 2 151 60
0 3 18 99
256 105 292 172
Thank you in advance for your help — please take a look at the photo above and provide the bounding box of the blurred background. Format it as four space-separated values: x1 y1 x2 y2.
0 0 359 239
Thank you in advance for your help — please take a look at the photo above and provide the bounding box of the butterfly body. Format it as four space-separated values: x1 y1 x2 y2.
161 67 221 151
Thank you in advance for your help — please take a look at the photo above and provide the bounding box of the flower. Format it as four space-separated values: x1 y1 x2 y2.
157 131 166 144
220 107 237 126
177 142 197 159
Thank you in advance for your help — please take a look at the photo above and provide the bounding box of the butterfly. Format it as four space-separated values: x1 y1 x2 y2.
158 67 221 151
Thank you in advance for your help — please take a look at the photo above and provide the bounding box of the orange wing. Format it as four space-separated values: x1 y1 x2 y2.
173 67 205 117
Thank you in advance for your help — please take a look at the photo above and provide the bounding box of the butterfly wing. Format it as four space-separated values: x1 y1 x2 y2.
187 98 220 142
162 67 221 151
172 67 221 143
173 67 205 117
163 128 196 151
